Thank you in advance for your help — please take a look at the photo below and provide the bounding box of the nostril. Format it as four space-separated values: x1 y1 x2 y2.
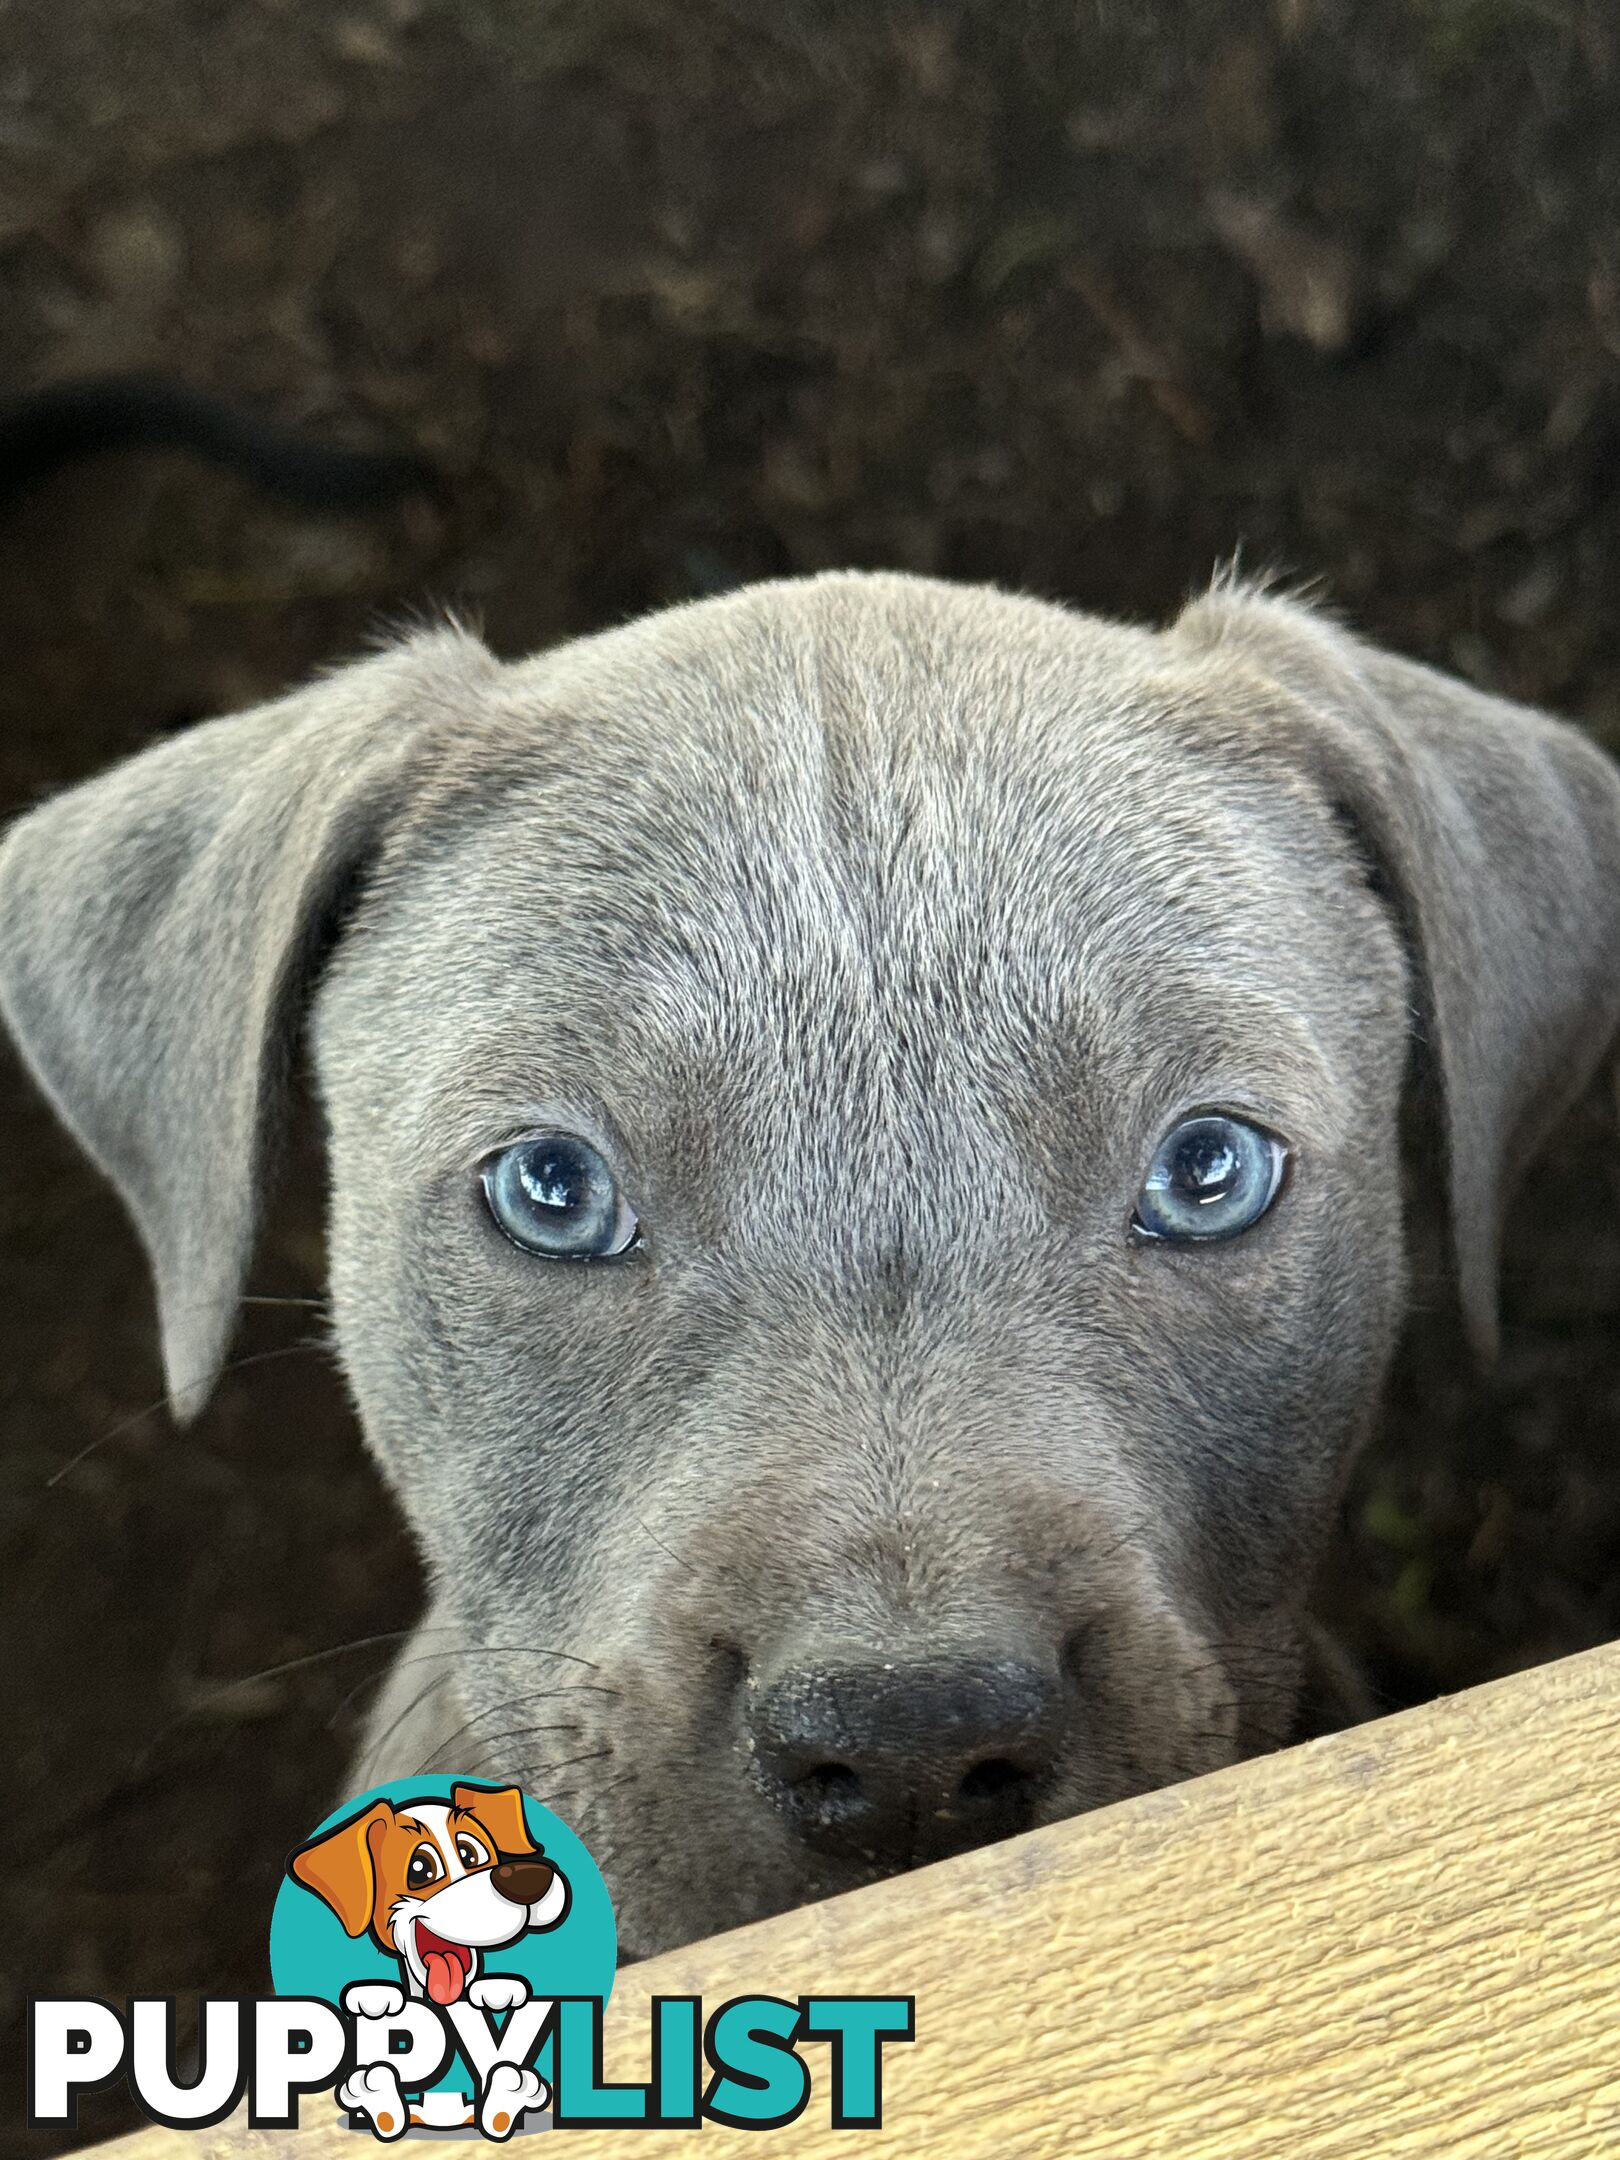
794 1761 862 1805
957 1755 1029 1803
769 1759 869 1841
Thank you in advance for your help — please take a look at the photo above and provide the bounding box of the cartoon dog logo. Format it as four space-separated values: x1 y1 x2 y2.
289 1782 571 2136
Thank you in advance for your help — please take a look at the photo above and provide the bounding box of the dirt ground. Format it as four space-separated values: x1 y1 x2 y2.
3 0 1620 2146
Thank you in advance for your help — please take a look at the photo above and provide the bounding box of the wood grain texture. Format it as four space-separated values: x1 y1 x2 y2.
88 1639 1620 2158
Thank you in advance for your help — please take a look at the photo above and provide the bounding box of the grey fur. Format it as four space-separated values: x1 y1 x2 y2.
4 570 1619 1956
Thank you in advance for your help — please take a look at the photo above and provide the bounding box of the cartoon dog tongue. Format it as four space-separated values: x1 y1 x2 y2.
416 1931 471 2005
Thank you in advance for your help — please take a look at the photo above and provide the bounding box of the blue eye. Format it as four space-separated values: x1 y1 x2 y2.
481 1133 640 1260
1132 1114 1287 1244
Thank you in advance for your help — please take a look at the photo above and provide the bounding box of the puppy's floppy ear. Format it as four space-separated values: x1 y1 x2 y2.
0 628 495 1418
1174 587 1620 1359
452 1782 537 1859
289 1800 393 1937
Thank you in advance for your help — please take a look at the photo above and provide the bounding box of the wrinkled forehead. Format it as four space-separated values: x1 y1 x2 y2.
333 583 1398 1180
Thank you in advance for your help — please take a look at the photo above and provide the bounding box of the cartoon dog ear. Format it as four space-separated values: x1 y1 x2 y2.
1174 586 1620 1359
452 1783 537 1858
288 1801 393 1938
0 629 495 1419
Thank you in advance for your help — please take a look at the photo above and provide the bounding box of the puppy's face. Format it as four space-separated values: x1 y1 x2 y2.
288 1783 558 2002
7 573 1619 1960
316 581 1412 1951
366 1803 509 1959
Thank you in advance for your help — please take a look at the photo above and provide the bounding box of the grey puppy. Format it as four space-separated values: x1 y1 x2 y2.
4 571 1620 1960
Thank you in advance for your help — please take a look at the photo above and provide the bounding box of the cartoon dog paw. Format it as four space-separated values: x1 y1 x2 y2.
480 2063 548 2139
338 2063 408 2141
467 1973 530 2013
341 1981 406 2020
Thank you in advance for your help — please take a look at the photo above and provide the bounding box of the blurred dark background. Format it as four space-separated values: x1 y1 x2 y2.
4 0 1620 2146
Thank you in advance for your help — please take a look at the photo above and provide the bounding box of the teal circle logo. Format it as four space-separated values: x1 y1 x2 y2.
270 1777 615 2131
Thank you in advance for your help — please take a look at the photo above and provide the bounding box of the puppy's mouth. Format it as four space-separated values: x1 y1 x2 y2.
414 1922 474 2006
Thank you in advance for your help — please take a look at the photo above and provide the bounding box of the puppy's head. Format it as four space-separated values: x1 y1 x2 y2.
289 1783 556 2000
7 573 1620 1956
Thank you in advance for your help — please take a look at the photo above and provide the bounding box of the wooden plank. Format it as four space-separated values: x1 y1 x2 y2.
88 1638 1620 2158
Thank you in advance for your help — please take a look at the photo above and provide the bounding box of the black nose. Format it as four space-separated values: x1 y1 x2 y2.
747 1657 1057 1865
